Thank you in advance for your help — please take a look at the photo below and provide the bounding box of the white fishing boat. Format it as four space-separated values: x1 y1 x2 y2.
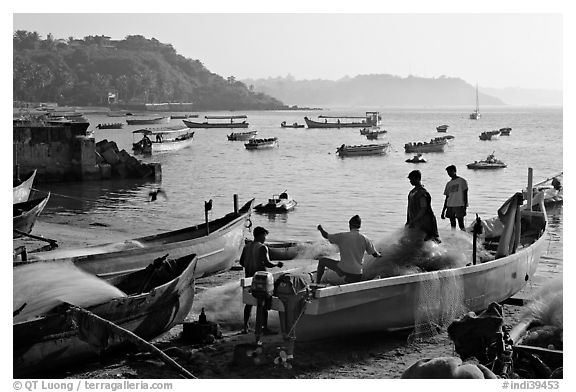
336 143 390 157
479 130 501 140
242 186 548 342
244 137 278 150
132 126 195 155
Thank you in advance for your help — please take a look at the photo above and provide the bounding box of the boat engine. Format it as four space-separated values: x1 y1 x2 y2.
250 271 274 341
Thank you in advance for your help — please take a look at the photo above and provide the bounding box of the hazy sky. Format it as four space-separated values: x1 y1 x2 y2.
12 11 563 90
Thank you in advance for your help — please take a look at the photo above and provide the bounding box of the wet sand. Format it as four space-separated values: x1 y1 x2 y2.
16 218 526 379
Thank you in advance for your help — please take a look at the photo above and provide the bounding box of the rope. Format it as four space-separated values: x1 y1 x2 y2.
285 296 311 338
32 187 110 205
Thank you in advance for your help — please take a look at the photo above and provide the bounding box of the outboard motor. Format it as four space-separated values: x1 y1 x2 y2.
250 271 274 342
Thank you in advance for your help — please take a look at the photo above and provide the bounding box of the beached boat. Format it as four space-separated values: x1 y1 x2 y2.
13 170 37 204
254 192 297 213
405 153 427 164
96 123 124 130
436 125 449 132
281 121 305 128
242 191 548 341
470 84 481 120
132 127 195 155
13 193 50 238
16 199 254 280
404 139 447 153
479 130 501 140
304 111 380 129
183 115 249 129
13 254 198 377
244 137 278 150
336 143 389 157
499 127 512 136
467 153 507 169
364 129 388 140
126 117 170 126
227 131 257 141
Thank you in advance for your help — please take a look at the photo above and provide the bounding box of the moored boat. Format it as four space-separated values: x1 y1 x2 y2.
499 127 512 136
336 143 390 157
13 253 198 377
183 115 249 129
254 192 297 213
364 129 388 140
244 137 278 150
15 199 254 280
529 172 563 206
132 126 195 155
436 125 449 132
467 152 507 169
170 114 198 119
304 111 380 129
96 123 124 130
13 170 37 204
13 193 50 238
242 191 548 341
281 121 305 128
126 116 170 126
404 139 447 153
479 130 501 140
227 131 257 141
470 84 481 120
405 153 427 163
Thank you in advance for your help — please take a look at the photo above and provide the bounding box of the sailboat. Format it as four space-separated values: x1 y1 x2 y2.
470 84 481 120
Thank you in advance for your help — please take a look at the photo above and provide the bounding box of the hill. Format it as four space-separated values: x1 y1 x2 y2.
13 31 286 110
480 87 562 106
242 74 505 107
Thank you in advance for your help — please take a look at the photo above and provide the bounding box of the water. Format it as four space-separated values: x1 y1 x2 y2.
35 107 563 281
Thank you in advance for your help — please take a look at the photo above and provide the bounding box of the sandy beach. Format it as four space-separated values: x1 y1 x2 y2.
14 217 530 379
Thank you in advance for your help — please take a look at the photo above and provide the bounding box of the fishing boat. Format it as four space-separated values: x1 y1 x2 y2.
470 84 481 120
304 111 380 129
281 121 305 129
364 129 388 140
479 130 501 140
336 143 390 157
244 137 278 150
132 126 195 155
13 193 50 238
126 116 170 126
254 192 297 213
405 153 427 164
183 115 249 129
404 139 447 153
435 135 455 142
16 199 254 280
436 125 449 132
96 123 124 130
13 254 198 377
499 127 512 136
242 189 548 341
467 153 507 169
227 131 257 141
13 170 37 204
529 172 563 206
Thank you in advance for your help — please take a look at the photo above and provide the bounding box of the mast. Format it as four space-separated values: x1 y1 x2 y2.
475 83 480 114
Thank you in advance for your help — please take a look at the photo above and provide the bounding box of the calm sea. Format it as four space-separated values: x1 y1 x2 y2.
37 107 563 279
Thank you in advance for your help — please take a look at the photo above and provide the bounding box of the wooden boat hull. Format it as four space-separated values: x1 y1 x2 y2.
227 131 257 141
96 123 124 129
254 199 297 213
281 124 305 128
21 200 254 279
436 125 449 132
13 194 50 238
242 206 547 341
183 119 249 129
304 117 368 129
13 255 197 377
152 132 195 152
337 144 389 157
479 132 501 140
244 140 278 149
467 163 507 169
404 142 446 153
126 117 170 125
365 132 387 140
470 113 481 120
13 170 36 204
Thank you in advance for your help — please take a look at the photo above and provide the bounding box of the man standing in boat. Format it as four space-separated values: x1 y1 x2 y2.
240 226 283 334
406 170 441 242
315 215 381 284
441 165 469 230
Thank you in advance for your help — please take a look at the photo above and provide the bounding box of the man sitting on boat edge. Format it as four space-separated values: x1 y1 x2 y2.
315 215 381 284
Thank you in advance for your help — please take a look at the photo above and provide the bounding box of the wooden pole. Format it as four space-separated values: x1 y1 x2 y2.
234 194 239 215
527 168 533 212
68 305 197 379
205 201 210 235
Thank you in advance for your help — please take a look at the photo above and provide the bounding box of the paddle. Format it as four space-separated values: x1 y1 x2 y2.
66 304 197 379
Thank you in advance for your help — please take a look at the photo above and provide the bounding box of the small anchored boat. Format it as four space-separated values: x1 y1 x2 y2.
467 152 507 169
404 139 447 153
183 115 249 129
13 170 37 204
96 123 124 130
254 192 297 213
479 130 501 140
244 137 278 150
336 143 390 157
364 129 388 140
499 127 512 136
470 83 481 120
132 126 195 155
405 153 427 163
169 114 198 119
227 131 257 141
13 193 50 238
126 116 170 126
436 124 449 132
304 111 381 129
281 121 305 128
